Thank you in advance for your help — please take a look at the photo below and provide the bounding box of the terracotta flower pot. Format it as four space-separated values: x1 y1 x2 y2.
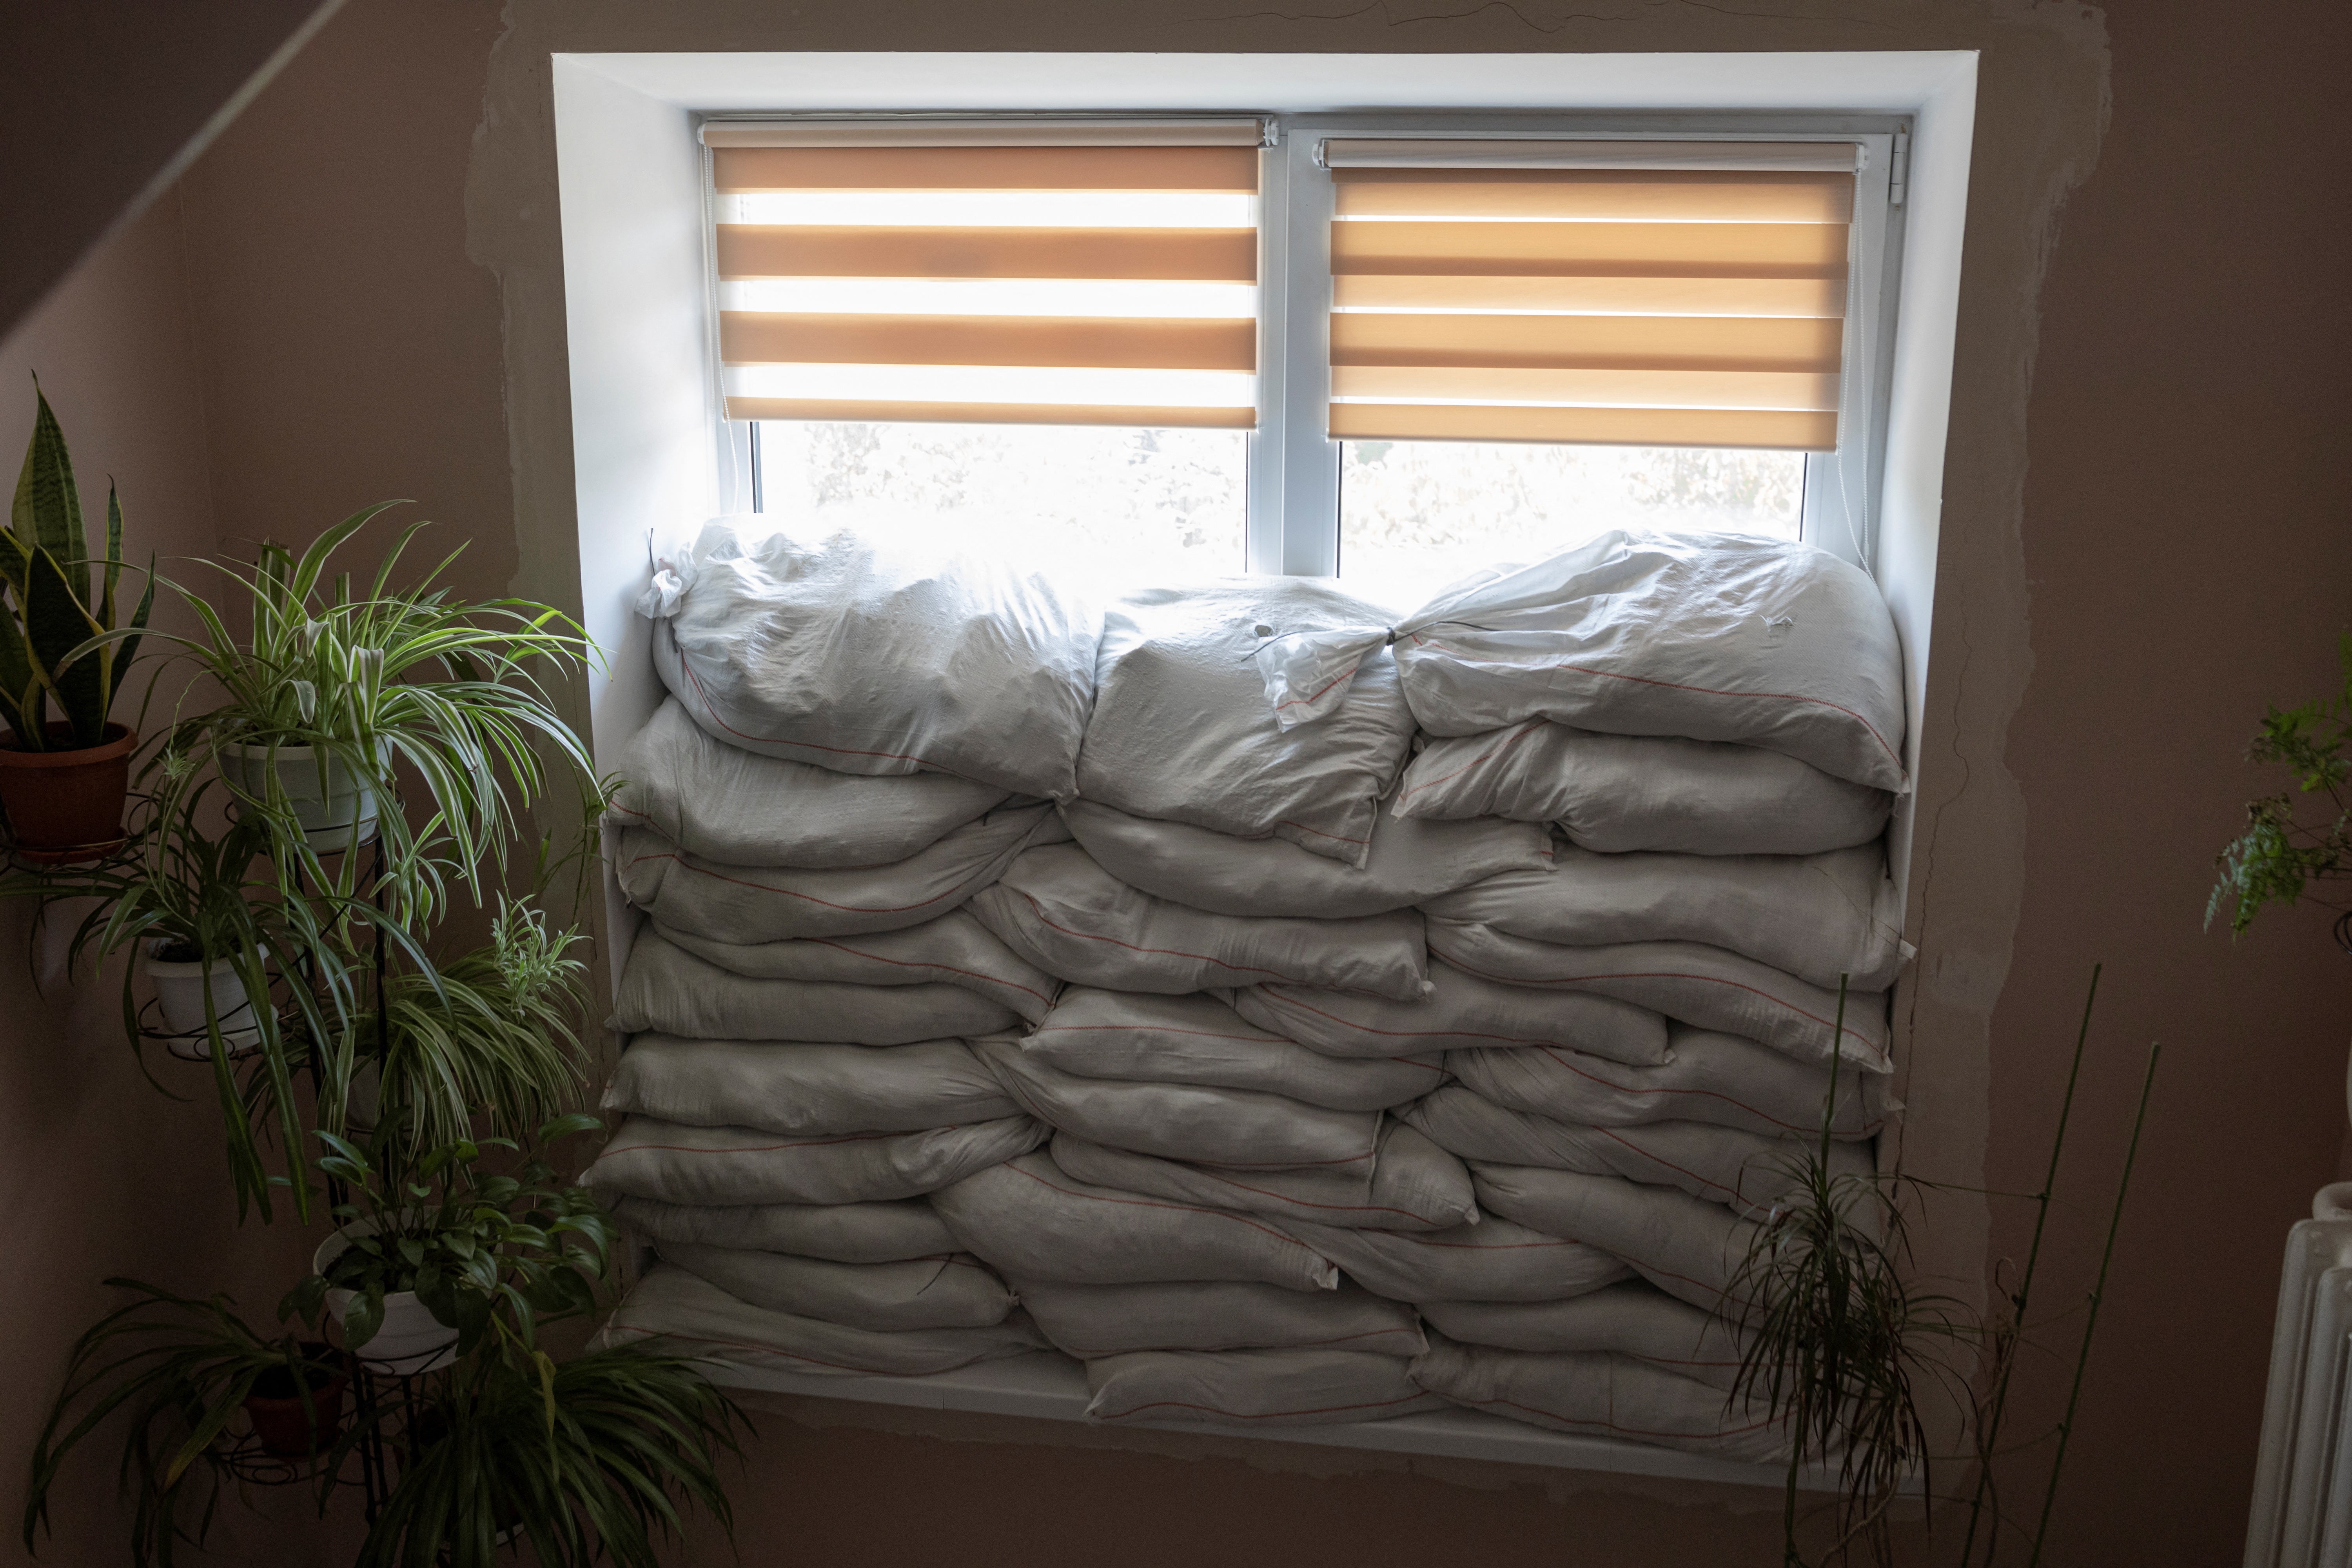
0 722 136 864
242 1360 350 1458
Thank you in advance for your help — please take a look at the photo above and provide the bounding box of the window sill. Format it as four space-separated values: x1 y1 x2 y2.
697 1350 1849 1491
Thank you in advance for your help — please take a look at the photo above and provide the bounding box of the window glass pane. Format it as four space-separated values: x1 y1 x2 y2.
1339 441 1805 610
755 421 1249 574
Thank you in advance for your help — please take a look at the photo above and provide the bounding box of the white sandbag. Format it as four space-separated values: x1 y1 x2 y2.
1234 958 1669 1065
1410 1335 1786 1461
1424 921 1891 1071
582 1115 1045 1208
606 1194 956 1263
1015 1279 1426 1359
1423 842 1908 993
615 806 1063 943
612 932 1019 1044
976 1035 1381 1172
597 1264 1048 1377
611 697 1010 867
1084 1347 1444 1427
1472 1164 1759 1315
1280 1216 1631 1304
1393 720 1891 856
971 844 1426 1000
1022 988 1444 1112
1449 1025 1889 1140
641 517 1099 799
1418 1281 1749 1392
930 1152 1339 1292
603 1036 1022 1137
1401 1087 1869 1218
658 1242 1015 1330
1051 1127 1478 1234
1062 795 1552 918
657 911 1060 1025
1252 530 1907 793
1076 579 1416 866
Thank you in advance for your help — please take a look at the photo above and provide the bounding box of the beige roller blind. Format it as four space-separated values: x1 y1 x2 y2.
713 139 1261 429
1325 142 1856 450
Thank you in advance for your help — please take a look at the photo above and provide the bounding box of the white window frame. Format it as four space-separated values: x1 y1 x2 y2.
547 49 1976 1488
726 110 1909 582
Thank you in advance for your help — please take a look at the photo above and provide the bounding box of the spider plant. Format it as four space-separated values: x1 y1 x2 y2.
8 781 426 1222
93 503 598 928
314 897 592 1159
348 1338 746 1568
22 1281 341 1568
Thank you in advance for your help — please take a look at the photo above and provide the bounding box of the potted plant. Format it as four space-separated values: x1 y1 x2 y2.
22 1281 347 1566
116 505 597 924
282 1116 613 1376
321 896 592 1157
0 386 154 862
2210 635 2352 940
351 1335 746 1568
9 781 414 1219
1728 980 2158 1568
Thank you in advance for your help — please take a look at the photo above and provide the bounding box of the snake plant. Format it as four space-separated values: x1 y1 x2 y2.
2 385 152 749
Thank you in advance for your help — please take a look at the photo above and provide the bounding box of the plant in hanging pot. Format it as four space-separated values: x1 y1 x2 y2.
22 1282 347 1566
8 780 417 1219
118 505 597 925
281 1115 613 1376
0 386 155 863
319 895 592 1156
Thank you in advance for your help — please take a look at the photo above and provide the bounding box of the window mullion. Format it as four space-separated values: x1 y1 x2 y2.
1275 129 1339 576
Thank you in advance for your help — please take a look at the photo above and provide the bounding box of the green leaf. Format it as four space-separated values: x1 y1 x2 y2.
24 546 104 743
0 603 36 743
341 1287 385 1351
12 387 88 605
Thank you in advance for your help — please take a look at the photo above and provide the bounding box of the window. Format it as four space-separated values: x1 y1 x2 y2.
709 114 1904 597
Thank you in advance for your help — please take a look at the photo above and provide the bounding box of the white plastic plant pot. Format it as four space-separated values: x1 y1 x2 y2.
142 941 263 1060
216 741 382 853
314 1222 461 1376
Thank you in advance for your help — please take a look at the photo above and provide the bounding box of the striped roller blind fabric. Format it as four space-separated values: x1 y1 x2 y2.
1324 140 1857 450
711 134 1262 430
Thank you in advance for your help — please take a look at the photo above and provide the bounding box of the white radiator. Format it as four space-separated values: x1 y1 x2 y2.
2247 1186 2352 1567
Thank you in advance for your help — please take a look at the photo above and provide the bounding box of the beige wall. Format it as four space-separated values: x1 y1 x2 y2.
0 197 329 1568
0 1 343 348
5 0 2347 1563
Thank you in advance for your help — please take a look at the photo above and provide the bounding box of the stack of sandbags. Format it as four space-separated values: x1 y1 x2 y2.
592 516 1107 1376
592 524 1918 1462
1227 531 1911 1453
936 578 1605 1426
